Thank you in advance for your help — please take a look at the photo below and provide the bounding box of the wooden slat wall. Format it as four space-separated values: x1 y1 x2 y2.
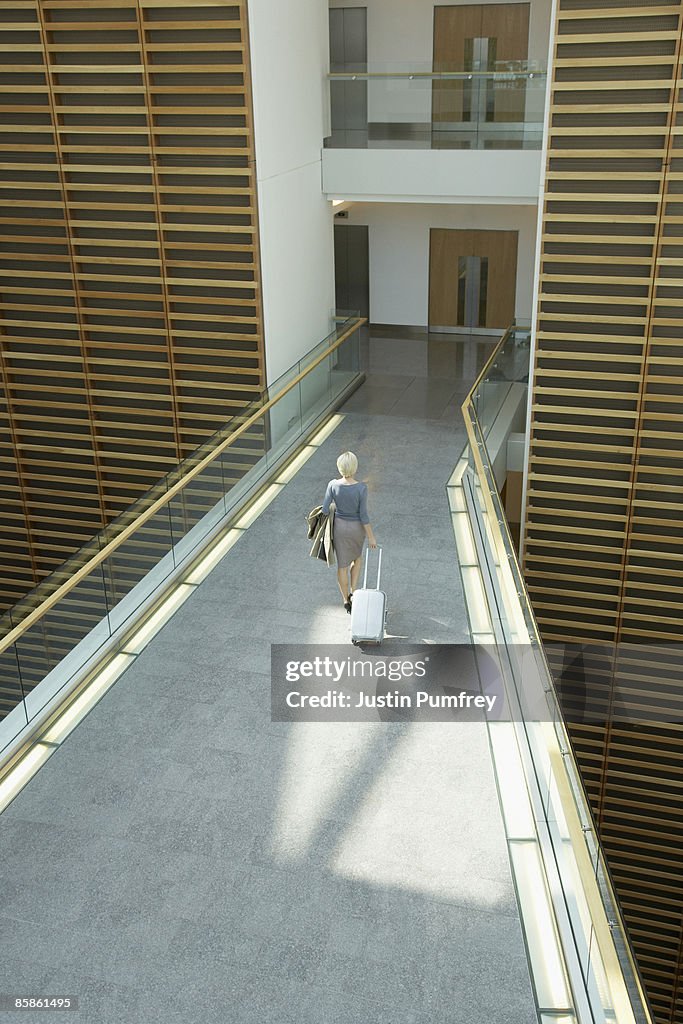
0 0 265 614
524 1 683 1020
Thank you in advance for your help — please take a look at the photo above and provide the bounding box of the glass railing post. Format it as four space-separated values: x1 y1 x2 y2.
0 640 29 752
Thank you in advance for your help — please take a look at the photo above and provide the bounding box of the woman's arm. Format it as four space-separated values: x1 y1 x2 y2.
321 480 333 516
360 485 377 547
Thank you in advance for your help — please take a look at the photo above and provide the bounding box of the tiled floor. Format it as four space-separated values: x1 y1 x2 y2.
345 331 499 420
0 333 536 1024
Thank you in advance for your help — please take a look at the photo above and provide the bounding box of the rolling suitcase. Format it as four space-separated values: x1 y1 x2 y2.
351 546 386 645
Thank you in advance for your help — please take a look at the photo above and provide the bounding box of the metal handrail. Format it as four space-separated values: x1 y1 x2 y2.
0 317 366 657
327 66 548 80
461 326 654 1024
328 70 546 80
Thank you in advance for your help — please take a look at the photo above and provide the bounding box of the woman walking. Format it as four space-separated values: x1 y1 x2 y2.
322 451 377 613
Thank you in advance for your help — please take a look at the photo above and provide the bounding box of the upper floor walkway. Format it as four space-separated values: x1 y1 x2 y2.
322 4 549 203
322 68 545 203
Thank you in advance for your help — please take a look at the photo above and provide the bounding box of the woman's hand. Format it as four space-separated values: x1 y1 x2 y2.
367 531 377 549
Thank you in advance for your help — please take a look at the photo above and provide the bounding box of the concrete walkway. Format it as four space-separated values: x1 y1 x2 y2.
0 337 536 1024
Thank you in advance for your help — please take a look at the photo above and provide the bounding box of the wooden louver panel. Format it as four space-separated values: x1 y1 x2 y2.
0 0 265 615
524 1 683 1021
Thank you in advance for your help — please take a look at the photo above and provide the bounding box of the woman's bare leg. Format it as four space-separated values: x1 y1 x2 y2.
350 556 363 594
336 566 350 602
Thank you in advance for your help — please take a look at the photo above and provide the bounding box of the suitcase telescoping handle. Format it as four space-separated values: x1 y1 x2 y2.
362 544 382 591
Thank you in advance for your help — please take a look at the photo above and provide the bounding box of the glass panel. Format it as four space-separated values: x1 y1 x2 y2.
546 773 594 982
479 256 488 326
17 559 113 723
592 849 646 1020
0 642 29 755
586 927 620 1023
475 323 530 442
457 255 467 325
3 533 103 652
325 65 547 150
508 841 573 1010
330 330 361 396
485 39 498 122
266 385 302 469
300 353 333 433
222 414 269 513
166 436 228 566
334 308 361 327
102 480 176 635
462 39 474 121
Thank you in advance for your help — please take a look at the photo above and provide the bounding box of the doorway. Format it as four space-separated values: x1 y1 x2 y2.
334 223 369 339
329 8 368 137
456 255 489 329
432 4 530 131
428 228 518 333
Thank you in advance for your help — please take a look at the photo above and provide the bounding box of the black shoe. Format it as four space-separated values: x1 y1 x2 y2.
344 600 352 614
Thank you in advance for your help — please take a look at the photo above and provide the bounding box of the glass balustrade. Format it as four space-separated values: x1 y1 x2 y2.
455 323 653 1024
0 315 364 757
326 61 547 150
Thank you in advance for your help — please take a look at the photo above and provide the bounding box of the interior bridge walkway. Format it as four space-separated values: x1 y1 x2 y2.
0 333 537 1024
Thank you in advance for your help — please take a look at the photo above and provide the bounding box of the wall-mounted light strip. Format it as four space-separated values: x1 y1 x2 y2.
184 529 243 586
233 482 284 530
309 413 344 446
510 840 573 1012
41 653 136 746
0 743 53 815
275 446 317 484
122 584 197 655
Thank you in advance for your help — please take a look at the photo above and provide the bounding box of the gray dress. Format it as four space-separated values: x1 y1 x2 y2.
322 479 369 569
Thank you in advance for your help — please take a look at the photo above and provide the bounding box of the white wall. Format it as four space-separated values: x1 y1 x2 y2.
248 0 336 383
323 147 542 203
329 0 551 124
342 202 537 325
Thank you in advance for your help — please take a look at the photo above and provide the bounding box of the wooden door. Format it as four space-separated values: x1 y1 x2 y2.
433 5 482 125
432 4 530 127
428 228 518 331
482 4 530 122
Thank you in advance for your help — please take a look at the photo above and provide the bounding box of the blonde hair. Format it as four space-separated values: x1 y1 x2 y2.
337 451 358 478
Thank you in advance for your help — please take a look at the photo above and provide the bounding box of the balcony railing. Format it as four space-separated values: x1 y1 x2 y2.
0 316 366 762
326 61 547 150
451 325 653 1023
